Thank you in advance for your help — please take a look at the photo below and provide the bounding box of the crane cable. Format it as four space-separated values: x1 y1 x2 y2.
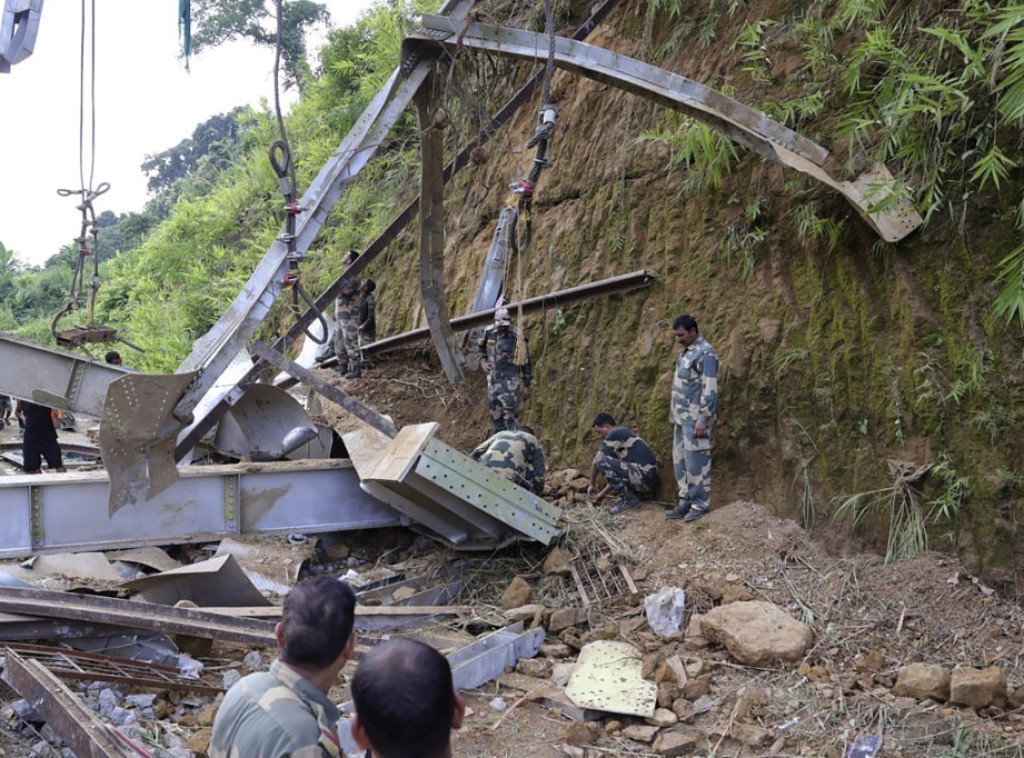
270 0 328 345
511 0 556 367
53 0 112 347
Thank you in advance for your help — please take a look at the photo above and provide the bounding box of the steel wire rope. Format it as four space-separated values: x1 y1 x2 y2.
53 0 111 346
270 0 328 345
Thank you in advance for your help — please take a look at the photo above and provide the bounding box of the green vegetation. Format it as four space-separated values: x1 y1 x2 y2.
2 0 1024 578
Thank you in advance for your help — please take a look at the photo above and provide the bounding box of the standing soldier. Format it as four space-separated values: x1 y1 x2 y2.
664 314 719 522
334 250 361 380
358 279 377 344
470 425 546 495
478 307 532 432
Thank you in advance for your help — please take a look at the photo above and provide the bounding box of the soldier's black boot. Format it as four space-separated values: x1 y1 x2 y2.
610 489 640 515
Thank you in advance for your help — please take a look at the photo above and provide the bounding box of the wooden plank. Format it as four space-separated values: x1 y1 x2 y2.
368 423 439 482
341 425 394 480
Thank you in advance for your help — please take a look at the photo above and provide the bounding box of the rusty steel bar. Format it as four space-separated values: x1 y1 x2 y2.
2 650 140 757
3 642 223 694
0 587 275 647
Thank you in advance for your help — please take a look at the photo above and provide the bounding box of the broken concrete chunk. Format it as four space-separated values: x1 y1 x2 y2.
620 724 660 743
652 725 704 756
700 601 813 666
501 576 533 610
504 603 547 622
730 722 772 747
543 547 572 577
564 722 600 746
682 679 711 701
893 663 951 701
516 657 550 678
548 606 584 633
646 707 679 728
540 643 573 659
552 662 577 686
949 666 1007 709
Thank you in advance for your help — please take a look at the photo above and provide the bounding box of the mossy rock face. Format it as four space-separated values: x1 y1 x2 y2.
369 0 1024 584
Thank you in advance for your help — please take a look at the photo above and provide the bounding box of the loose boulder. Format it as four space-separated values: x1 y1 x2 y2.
893 663 950 701
700 601 813 666
949 666 1007 709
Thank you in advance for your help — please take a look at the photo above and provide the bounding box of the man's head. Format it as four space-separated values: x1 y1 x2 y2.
361 278 376 295
351 639 464 758
276 577 356 672
494 307 512 330
105 351 122 366
672 314 699 348
592 412 616 438
344 250 360 267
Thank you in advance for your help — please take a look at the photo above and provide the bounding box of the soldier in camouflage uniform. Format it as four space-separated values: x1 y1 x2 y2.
334 251 361 380
209 577 357 758
470 425 546 495
664 315 719 523
351 639 465 758
588 413 659 515
477 307 532 432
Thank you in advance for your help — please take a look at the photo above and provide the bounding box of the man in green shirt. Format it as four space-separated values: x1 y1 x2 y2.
209 577 357 757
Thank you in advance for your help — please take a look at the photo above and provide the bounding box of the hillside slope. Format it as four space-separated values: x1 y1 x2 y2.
356 0 1024 588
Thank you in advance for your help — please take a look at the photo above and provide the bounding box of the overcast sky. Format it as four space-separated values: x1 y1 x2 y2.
0 0 375 267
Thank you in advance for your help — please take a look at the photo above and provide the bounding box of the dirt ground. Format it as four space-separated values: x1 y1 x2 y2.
3 357 1024 756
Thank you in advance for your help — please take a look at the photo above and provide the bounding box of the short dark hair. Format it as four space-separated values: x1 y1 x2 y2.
279 577 356 669
519 425 535 435
362 279 376 293
672 314 698 332
352 639 456 758
105 351 121 364
346 250 360 262
592 413 616 428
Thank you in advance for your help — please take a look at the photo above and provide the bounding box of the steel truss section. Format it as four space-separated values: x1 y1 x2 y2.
361 424 562 549
2 650 140 758
408 16 923 243
0 332 126 415
0 461 404 559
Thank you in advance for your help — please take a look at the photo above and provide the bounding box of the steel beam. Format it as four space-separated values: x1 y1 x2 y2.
2 651 138 758
0 332 126 415
359 270 655 361
174 0 623 456
409 16 923 242
0 460 404 559
0 588 275 646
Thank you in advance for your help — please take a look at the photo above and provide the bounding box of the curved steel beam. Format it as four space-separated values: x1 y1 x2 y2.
408 16 922 243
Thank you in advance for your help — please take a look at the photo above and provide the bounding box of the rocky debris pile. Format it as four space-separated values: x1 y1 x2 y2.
482 501 1024 756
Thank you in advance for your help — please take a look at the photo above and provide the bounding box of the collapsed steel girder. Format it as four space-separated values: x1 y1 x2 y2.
174 0 623 457
0 460 405 559
406 15 923 243
98 0 476 506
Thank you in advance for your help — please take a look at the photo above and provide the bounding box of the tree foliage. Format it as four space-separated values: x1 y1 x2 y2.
189 0 331 90
141 107 251 194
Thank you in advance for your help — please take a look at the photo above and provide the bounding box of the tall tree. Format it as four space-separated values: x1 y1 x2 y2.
189 0 330 90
